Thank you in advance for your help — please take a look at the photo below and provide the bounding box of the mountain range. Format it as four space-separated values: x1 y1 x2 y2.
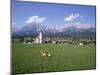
12 23 96 38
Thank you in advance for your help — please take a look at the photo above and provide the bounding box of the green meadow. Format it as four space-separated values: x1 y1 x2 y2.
12 43 96 74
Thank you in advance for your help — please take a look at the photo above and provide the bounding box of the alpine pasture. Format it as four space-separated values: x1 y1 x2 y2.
12 43 96 74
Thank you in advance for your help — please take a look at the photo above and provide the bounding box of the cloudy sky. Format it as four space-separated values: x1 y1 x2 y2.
12 0 96 30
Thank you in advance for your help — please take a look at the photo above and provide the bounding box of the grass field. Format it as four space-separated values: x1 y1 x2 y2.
12 43 96 74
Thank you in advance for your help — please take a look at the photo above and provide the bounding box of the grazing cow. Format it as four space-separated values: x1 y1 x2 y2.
40 50 48 57
40 50 51 57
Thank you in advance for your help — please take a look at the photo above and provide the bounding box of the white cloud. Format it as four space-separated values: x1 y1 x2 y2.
26 16 46 24
64 13 80 22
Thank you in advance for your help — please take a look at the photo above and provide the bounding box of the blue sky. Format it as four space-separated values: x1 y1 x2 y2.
12 0 96 29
